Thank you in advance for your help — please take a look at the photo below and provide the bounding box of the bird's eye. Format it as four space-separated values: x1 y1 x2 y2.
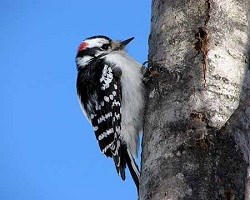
100 44 109 50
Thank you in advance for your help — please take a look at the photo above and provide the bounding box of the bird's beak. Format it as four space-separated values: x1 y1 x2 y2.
121 37 135 46
112 37 135 51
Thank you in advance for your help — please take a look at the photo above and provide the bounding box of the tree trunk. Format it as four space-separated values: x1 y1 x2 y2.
140 0 250 199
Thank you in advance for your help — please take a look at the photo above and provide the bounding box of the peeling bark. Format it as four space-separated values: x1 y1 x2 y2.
140 0 250 199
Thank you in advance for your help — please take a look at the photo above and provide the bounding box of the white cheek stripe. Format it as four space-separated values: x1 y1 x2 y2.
77 55 93 66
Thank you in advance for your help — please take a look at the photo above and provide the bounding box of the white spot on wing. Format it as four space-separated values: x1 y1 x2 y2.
115 113 120 119
115 126 121 132
102 141 114 153
97 112 112 124
98 128 114 140
104 96 109 102
112 100 120 107
95 103 102 111
100 65 113 90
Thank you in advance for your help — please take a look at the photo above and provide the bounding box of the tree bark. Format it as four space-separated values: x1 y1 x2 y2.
140 0 250 199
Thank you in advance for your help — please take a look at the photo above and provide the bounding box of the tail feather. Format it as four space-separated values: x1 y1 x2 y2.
125 148 140 192
112 143 140 192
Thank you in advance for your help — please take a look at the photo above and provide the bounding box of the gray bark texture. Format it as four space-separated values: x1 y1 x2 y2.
140 0 250 200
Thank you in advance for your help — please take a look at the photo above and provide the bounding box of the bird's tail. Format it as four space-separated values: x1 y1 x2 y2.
125 148 140 192
112 143 140 192
113 144 140 192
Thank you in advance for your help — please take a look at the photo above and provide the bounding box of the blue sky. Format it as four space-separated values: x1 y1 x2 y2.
1 0 150 199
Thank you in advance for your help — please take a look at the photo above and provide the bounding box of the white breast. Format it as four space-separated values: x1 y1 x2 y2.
104 52 145 156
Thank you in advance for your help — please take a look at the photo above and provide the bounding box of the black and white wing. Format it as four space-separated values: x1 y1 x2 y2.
77 60 125 177
77 60 139 190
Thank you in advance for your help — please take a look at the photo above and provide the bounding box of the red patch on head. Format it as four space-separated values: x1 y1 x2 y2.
78 42 89 52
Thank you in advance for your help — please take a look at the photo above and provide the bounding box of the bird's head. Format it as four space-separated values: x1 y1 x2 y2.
76 35 134 68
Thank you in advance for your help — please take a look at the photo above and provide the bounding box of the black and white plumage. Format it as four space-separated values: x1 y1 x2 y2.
75 35 145 190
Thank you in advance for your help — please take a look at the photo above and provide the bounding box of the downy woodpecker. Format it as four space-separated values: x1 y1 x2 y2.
75 35 145 190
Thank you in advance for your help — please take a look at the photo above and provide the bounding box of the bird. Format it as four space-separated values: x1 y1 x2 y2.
75 35 145 191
